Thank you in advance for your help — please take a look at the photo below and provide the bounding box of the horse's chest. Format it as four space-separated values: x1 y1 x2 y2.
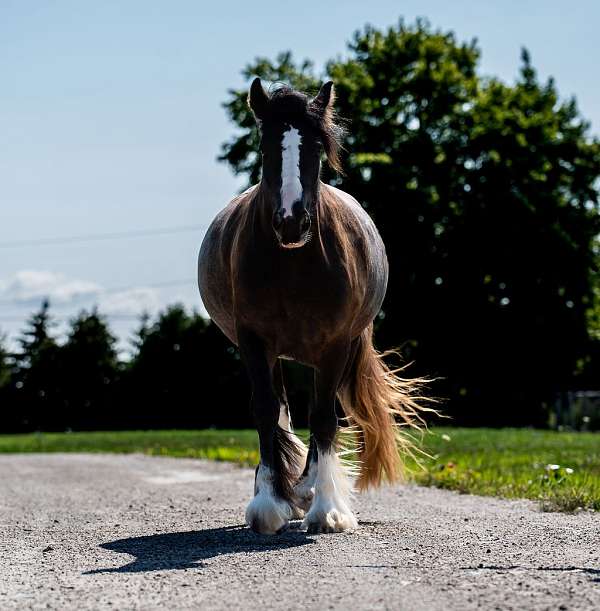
235 256 351 340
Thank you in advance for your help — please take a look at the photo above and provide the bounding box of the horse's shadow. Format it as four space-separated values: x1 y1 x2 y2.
85 524 313 574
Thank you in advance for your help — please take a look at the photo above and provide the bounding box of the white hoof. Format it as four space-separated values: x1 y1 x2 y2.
246 464 292 535
300 449 358 534
302 506 358 533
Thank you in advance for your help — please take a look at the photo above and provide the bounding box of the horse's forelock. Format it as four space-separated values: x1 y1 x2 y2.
260 85 344 173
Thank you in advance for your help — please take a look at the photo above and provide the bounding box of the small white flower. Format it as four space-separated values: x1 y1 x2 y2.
546 464 560 471
565 468 574 475
441 434 451 442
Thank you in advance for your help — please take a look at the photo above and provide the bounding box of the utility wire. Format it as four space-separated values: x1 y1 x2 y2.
0 279 194 308
0 313 145 322
0 224 205 248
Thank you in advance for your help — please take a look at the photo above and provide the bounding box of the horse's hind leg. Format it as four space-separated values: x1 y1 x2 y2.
239 329 303 534
273 361 308 518
294 436 317 512
301 342 358 534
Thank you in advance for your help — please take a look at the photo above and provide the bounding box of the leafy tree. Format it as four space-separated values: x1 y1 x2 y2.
219 20 600 425
56 309 119 430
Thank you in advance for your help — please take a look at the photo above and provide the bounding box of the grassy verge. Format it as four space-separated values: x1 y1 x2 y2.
0 430 261 465
413 428 600 512
1 427 598 512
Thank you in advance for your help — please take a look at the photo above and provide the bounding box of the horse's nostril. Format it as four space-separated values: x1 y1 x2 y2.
273 211 283 231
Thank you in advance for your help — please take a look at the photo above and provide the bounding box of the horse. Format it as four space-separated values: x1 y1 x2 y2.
198 78 427 535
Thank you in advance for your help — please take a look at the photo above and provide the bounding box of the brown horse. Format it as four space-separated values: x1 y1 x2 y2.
198 78 427 534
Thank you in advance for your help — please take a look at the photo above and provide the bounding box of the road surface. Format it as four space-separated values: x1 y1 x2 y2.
1 453 599 610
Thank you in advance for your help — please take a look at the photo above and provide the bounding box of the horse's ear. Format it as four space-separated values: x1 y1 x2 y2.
248 77 269 120
309 81 335 117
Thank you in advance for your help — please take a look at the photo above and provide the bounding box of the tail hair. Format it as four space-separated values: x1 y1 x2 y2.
338 325 438 490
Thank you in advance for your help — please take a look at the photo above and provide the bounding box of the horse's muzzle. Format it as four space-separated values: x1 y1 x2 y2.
273 208 311 248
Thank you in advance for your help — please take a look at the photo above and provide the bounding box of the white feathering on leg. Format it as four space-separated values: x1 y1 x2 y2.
245 464 292 534
301 448 358 533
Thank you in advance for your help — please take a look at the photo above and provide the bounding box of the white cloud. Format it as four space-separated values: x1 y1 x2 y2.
0 270 164 317
0 270 101 305
98 287 161 316
0 270 196 355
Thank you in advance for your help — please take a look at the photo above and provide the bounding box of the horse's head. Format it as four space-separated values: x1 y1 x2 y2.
248 78 343 249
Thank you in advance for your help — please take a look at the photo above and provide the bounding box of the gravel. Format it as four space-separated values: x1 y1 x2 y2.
2 453 599 610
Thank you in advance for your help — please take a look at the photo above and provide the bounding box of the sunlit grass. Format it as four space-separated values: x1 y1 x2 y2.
410 428 600 512
1 427 598 512
0 430 261 466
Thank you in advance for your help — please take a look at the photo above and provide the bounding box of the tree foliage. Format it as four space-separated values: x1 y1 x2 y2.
2 303 251 432
0 333 10 392
12 300 61 429
57 310 119 429
123 305 250 429
2 21 598 432
219 20 600 424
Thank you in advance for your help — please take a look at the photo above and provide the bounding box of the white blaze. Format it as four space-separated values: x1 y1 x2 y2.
280 127 303 217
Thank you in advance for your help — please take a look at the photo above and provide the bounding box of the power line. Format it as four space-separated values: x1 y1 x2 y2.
0 279 194 308
0 313 145 323
0 224 205 249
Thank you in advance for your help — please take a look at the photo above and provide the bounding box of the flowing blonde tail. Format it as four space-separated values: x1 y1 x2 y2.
338 324 436 490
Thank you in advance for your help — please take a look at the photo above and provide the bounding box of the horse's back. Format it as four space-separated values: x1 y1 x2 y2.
322 184 389 333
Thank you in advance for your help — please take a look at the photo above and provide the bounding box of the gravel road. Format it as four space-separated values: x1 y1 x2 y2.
1 453 599 610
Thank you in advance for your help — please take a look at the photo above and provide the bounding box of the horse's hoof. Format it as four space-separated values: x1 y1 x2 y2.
247 511 290 535
247 464 293 534
276 522 291 535
245 491 293 535
246 500 291 535
301 508 358 534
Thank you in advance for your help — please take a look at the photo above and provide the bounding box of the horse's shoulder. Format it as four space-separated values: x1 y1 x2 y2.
223 184 257 221
322 184 380 237
322 184 360 209
207 185 257 244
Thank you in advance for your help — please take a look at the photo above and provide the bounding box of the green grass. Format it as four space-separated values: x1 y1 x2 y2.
0 429 261 465
412 428 600 512
1 427 598 512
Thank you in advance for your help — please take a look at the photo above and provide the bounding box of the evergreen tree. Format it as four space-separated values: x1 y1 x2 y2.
14 300 60 430
124 305 250 428
57 309 119 430
0 332 13 426
0 332 10 390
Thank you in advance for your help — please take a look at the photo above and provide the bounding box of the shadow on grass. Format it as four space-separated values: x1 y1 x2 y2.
85 524 313 574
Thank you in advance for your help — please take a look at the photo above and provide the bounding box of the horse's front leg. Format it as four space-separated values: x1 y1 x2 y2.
273 360 308 518
301 343 358 534
239 329 302 534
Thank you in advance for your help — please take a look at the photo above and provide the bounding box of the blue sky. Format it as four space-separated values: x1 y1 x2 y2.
1 0 599 352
